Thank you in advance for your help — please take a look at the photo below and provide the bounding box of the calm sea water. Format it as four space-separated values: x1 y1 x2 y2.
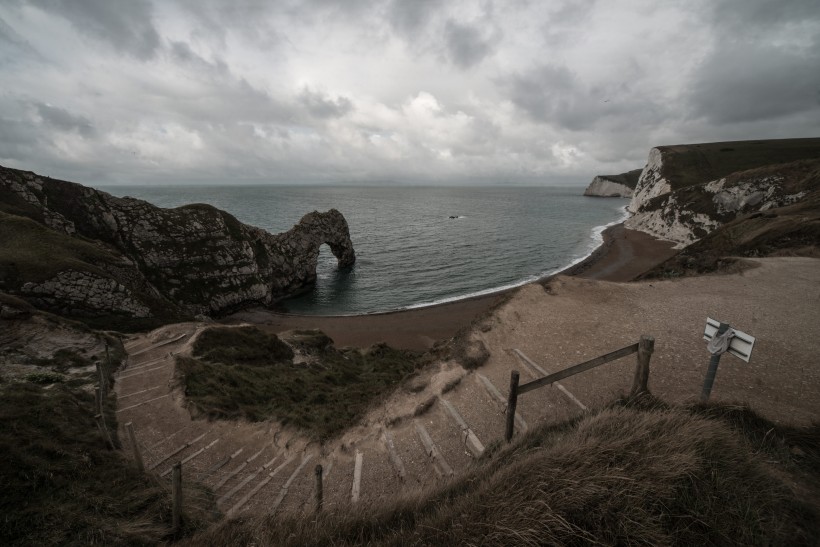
101 185 627 315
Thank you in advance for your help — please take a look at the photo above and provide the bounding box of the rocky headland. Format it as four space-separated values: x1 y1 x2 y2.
583 168 641 198
623 138 820 249
0 165 355 328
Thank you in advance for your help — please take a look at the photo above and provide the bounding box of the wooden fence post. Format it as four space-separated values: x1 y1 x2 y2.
96 362 106 398
505 370 520 443
314 464 323 514
172 462 182 534
630 335 655 396
701 322 729 401
125 422 145 472
94 414 115 450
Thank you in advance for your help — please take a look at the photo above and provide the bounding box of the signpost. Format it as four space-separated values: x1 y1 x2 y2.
700 317 756 401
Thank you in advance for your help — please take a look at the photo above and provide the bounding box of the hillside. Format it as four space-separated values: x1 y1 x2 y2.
629 137 820 213
0 165 355 330
0 294 219 544
640 182 820 279
583 168 642 197
188 396 819 545
625 158 820 248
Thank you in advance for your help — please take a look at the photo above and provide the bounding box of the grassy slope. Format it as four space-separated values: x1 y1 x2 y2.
600 168 642 189
176 327 421 440
657 137 820 191
0 210 120 286
0 210 187 332
187 396 819 546
0 325 217 546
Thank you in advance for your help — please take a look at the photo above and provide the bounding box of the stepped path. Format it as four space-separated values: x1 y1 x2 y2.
114 257 820 520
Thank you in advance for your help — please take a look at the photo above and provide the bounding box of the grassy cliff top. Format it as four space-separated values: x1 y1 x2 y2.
655 137 820 190
599 168 642 188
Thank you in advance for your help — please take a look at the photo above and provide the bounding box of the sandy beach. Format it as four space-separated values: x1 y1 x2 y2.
226 222 679 350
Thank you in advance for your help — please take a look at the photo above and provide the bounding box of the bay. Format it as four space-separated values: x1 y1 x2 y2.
101 185 627 315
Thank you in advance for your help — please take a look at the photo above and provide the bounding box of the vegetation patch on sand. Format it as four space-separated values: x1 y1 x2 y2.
186 396 819 546
176 327 422 439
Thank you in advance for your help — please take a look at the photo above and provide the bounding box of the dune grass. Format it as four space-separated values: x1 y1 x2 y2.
185 395 819 546
177 327 421 439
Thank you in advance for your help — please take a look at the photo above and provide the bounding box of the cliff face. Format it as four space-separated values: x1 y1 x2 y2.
0 165 355 324
628 138 820 214
625 159 820 248
583 169 641 198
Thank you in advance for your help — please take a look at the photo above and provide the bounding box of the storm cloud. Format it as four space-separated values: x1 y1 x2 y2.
0 0 817 185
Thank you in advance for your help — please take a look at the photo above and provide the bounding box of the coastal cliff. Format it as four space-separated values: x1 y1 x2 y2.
625 139 820 247
0 165 355 325
583 169 641 198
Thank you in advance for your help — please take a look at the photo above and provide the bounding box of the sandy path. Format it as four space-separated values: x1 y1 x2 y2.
114 256 820 524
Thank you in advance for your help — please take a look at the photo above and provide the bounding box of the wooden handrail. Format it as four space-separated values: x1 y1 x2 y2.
504 335 655 443
517 343 639 395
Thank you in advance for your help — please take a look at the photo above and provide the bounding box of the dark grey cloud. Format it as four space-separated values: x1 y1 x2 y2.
710 0 820 31
387 0 444 37
34 102 95 137
29 0 160 59
505 63 664 132
298 88 353 119
443 19 497 69
687 42 820 124
0 115 41 163
0 16 40 65
686 0 820 124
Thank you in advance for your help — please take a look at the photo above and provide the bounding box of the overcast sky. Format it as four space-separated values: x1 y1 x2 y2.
1 0 818 185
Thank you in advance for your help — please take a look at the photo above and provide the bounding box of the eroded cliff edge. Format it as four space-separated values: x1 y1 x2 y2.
0 165 355 327
583 169 641 198
624 138 820 248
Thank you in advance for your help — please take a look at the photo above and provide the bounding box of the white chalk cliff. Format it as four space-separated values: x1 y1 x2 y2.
625 158 817 248
584 176 633 198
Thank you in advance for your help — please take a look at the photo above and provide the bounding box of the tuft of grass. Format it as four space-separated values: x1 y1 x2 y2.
185 396 819 546
452 337 490 369
24 371 64 384
178 328 421 440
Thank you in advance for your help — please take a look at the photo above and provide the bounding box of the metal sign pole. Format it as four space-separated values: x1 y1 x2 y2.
701 322 729 401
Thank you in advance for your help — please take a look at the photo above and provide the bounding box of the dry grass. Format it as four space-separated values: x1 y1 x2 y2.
186 395 819 546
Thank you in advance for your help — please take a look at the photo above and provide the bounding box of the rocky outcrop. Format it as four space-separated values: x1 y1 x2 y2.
625 159 820 248
583 169 641 198
0 165 356 322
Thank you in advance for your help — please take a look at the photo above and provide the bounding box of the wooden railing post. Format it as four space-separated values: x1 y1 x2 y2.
172 462 182 534
125 422 145 472
505 370 520 443
631 335 655 396
314 464 323 514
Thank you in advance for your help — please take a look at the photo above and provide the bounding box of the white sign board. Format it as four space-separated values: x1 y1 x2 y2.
703 318 756 363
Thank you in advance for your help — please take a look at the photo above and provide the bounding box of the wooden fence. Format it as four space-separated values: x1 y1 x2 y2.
505 335 654 442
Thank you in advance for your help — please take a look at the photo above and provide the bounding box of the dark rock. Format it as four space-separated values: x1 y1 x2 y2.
0 165 356 321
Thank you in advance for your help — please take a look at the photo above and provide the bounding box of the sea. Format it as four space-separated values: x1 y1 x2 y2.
101 185 628 315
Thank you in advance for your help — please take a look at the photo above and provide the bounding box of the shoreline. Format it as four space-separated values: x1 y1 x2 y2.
225 222 678 351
